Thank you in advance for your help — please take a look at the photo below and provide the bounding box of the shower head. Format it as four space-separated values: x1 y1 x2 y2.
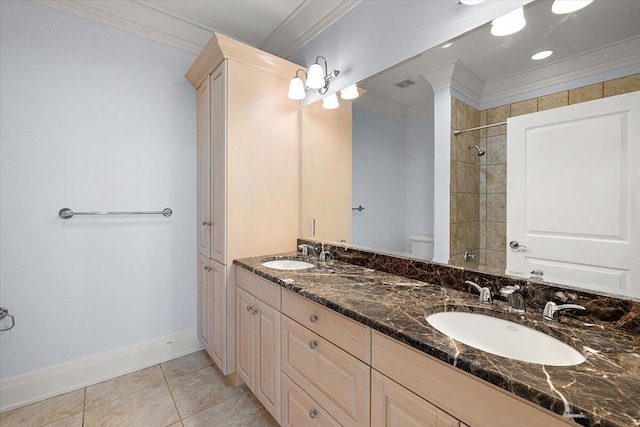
467 144 485 156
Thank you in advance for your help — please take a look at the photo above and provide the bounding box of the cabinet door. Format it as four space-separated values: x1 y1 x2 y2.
371 370 459 427
197 255 212 354
281 373 342 427
255 298 281 423
236 287 255 389
210 64 226 265
209 260 226 368
197 78 211 258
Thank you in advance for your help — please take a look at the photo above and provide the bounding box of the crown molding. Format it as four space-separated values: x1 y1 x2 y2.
261 0 360 59
32 0 359 58
480 37 640 106
185 33 302 89
354 92 432 122
33 0 210 54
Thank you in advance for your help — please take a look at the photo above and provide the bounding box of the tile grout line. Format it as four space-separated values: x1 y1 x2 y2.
82 387 86 427
178 389 251 424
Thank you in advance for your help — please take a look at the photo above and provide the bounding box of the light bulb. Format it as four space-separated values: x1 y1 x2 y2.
460 0 486 5
491 7 526 37
340 84 359 100
551 0 593 14
322 93 339 110
306 63 325 89
287 76 306 100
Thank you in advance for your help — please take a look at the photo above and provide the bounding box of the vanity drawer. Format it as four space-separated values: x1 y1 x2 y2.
282 289 370 363
236 267 281 310
281 372 342 427
281 316 370 427
371 331 572 427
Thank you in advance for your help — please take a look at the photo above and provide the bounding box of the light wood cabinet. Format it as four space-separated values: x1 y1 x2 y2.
371 331 572 427
300 95 353 244
236 287 281 423
282 289 370 363
281 316 370 427
281 372 342 427
188 33 300 375
371 369 459 427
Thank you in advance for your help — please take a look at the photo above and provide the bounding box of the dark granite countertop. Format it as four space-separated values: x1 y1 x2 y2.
235 253 640 427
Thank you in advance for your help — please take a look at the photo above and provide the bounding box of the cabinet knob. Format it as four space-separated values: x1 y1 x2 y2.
309 314 318 323
309 409 318 419
202 221 212 226
309 340 317 349
247 306 253 312
251 309 259 315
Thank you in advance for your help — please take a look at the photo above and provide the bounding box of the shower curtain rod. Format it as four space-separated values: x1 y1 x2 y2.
454 121 507 136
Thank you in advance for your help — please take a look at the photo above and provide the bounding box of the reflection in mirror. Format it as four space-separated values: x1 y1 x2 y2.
300 0 640 299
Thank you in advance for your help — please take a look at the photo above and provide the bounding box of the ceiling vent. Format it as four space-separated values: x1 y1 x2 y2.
394 79 416 89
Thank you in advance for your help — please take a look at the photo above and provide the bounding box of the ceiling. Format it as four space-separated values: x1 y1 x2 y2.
358 0 640 112
33 0 360 57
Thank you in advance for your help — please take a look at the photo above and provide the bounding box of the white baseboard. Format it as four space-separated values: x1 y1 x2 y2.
0 329 203 413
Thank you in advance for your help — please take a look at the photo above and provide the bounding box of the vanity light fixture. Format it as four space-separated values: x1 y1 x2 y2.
287 56 340 100
531 50 553 60
459 0 486 5
442 42 454 48
551 0 593 14
339 84 359 100
491 7 526 36
322 93 340 110
287 69 307 100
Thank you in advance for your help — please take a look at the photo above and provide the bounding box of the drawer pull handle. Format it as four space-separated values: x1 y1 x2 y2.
309 340 317 349
309 409 318 419
309 314 318 323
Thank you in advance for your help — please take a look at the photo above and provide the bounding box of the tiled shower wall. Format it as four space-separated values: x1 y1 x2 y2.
451 73 640 275
450 98 481 269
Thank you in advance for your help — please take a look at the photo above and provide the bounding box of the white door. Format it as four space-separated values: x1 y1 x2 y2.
507 91 640 298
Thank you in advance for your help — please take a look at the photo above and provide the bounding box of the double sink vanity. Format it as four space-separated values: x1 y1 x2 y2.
234 242 639 427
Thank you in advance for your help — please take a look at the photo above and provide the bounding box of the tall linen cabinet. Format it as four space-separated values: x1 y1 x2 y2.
187 34 300 375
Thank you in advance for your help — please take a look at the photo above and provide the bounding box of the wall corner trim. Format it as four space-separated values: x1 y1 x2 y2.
0 329 202 413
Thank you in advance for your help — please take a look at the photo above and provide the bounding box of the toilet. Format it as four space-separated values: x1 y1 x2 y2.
409 235 434 260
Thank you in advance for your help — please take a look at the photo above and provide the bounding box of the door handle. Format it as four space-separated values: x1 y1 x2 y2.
509 240 527 250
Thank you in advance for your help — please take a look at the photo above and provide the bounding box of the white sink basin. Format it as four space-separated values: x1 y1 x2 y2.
261 260 315 270
426 311 586 366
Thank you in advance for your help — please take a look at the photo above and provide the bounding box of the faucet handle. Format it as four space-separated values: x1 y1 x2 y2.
499 284 520 297
298 244 315 257
465 280 492 304
543 302 586 321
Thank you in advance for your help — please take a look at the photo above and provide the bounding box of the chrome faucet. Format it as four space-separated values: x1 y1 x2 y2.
499 285 525 314
466 281 492 304
543 302 586 321
298 244 316 258
318 243 330 262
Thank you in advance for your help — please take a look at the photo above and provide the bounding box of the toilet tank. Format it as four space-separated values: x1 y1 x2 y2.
409 235 434 260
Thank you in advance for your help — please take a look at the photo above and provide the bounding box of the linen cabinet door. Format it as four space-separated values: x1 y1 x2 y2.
197 255 212 353
255 298 281 423
209 260 226 368
210 63 226 265
371 370 459 427
197 77 211 258
236 287 255 389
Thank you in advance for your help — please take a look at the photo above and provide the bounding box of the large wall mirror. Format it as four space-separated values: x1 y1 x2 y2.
300 0 640 299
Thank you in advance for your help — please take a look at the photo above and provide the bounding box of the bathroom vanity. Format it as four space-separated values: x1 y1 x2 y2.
234 247 639 427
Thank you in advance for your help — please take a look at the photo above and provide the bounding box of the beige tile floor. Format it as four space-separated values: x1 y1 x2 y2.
0 351 278 427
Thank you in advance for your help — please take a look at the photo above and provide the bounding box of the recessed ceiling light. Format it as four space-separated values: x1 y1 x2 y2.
459 0 486 5
491 7 526 37
551 0 593 14
442 42 453 49
531 50 553 60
